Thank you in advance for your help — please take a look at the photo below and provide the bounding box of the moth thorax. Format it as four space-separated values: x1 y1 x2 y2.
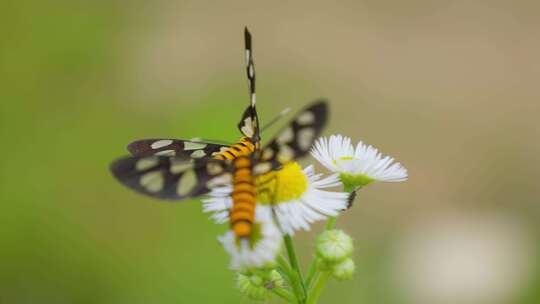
231 156 257 239
239 137 257 151
214 137 256 161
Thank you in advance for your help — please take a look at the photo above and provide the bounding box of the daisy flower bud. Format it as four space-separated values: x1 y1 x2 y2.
311 135 408 189
316 229 353 263
331 258 355 281
236 270 283 301
266 269 284 289
237 272 270 301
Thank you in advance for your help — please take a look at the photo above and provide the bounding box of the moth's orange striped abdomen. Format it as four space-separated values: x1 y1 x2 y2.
230 156 256 238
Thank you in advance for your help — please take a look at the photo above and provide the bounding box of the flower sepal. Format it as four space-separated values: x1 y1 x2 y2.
339 172 374 189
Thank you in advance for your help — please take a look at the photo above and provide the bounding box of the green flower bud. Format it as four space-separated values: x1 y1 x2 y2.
266 269 284 289
331 258 355 281
237 272 270 301
316 229 353 263
236 270 283 301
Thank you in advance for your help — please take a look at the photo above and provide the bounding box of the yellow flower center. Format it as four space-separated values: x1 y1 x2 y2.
255 162 308 205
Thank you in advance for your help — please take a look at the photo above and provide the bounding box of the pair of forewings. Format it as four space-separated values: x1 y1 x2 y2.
110 101 327 200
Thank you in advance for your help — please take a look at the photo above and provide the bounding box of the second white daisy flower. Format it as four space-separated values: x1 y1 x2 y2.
311 134 408 188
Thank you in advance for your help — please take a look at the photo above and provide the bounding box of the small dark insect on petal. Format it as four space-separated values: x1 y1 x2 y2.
347 190 357 209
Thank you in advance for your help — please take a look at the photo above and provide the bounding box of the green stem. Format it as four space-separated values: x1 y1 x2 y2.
272 287 297 303
277 254 301 303
284 234 307 303
277 255 293 276
325 217 336 230
305 271 331 304
284 235 302 277
304 256 320 289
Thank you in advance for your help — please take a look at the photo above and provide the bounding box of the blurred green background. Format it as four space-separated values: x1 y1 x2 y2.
1 1 539 303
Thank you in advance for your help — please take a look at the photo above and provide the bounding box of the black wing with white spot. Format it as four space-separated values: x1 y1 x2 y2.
127 139 229 159
110 156 232 200
237 27 260 143
258 100 328 165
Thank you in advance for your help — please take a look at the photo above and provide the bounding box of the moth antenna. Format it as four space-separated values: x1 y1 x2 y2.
190 137 234 146
261 107 291 132
244 27 256 107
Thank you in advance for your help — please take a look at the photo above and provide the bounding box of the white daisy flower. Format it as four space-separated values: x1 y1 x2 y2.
311 134 408 188
219 205 282 270
202 162 349 236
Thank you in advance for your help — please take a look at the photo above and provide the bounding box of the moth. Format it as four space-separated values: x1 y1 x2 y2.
111 101 327 237
110 101 327 201
110 28 329 238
